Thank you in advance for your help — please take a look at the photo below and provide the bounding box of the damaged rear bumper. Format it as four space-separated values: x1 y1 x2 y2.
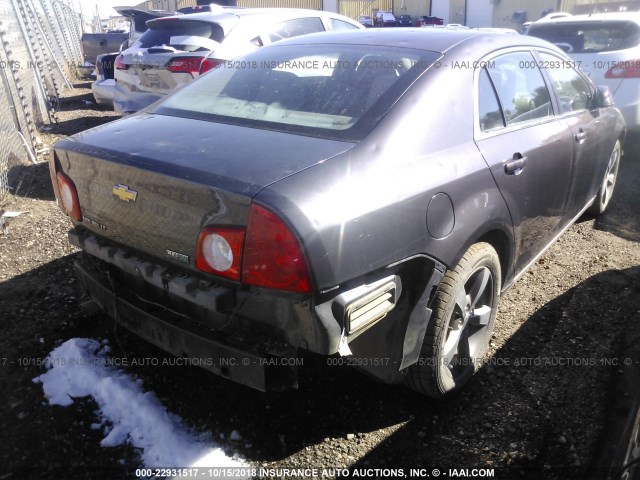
70 227 445 390
74 258 299 392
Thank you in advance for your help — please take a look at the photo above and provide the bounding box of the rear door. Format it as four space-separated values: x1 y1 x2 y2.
536 50 609 219
475 51 575 274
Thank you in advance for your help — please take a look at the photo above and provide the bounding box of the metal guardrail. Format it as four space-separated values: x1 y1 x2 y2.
0 0 80 203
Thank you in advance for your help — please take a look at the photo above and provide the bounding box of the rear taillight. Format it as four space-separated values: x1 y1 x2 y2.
199 58 224 74
196 227 244 281
55 172 82 222
604 59 640 78
114 54 128 71
168 57 205 77
242 204 312 294
195 205 312 293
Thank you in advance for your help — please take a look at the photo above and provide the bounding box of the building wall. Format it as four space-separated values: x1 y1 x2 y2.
563 0 640 13
338 0 393 19
324 0 338 12
420 0 636 30
492 0 557 29
393 0 432 18
430 0 449 22
449 0 465 24
466 0 493 27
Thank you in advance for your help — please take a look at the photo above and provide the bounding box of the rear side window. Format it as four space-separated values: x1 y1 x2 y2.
528 20 640 53
538 53 592 113
138 20 225 50
487 52 553 126
267 18 325 42
478 69 505 131
330 18 360 31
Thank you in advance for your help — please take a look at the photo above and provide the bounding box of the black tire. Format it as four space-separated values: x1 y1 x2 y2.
588 140 621 216
405 242 501 398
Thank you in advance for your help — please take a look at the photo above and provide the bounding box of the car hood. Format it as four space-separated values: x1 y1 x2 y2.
56 113 355 197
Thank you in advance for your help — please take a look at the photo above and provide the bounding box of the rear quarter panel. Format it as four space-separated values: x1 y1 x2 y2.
256 64 515 289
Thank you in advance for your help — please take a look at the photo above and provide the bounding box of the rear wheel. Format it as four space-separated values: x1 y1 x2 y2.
588 140 621 216
405 243 501 398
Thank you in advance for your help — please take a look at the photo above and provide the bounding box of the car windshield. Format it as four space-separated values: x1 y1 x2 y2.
154 44 439 141
528 20 640 53
137 20 225 50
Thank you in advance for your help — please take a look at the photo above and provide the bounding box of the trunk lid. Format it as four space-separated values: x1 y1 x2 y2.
121 49 206 94
119 17 234 94
54 114 353 269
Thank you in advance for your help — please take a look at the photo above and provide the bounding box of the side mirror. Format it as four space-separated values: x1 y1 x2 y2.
594 85 615 108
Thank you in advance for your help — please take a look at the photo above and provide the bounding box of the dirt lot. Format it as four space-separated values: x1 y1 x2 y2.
1 82 639 480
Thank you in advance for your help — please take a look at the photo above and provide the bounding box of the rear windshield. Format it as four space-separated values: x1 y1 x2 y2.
528 20 640 53
153 44 438 141
137 20 225 50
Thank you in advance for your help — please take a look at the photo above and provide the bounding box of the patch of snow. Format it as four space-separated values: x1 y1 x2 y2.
34 338 247 471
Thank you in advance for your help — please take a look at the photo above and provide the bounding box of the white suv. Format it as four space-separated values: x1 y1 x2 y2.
527 12 640 133
113 8 363 114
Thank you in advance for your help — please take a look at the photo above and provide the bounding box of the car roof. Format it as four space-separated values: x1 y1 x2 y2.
531 11 640 25
274 27 557 54
146 8 362 33
474 27 519 34
155 8 355 23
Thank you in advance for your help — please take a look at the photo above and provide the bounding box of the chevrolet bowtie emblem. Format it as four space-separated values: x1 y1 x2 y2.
112 184 138 203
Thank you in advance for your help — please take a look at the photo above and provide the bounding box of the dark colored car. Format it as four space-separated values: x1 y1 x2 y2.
416 15 444 27
51 29 625 398
358 15 373 28
397 15 412 27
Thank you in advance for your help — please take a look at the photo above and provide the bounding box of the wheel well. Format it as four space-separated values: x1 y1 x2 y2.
477 230 510 287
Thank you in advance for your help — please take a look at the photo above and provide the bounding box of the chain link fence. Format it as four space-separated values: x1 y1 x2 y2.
0 0 81 204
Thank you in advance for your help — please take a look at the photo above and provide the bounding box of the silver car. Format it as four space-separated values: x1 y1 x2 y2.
113 7 363 114
527 12 640 133
91 7 174 107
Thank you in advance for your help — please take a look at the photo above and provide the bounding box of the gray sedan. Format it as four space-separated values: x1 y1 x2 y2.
51 28 625 398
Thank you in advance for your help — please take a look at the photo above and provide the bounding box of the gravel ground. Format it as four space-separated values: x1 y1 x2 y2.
0 82 639 480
